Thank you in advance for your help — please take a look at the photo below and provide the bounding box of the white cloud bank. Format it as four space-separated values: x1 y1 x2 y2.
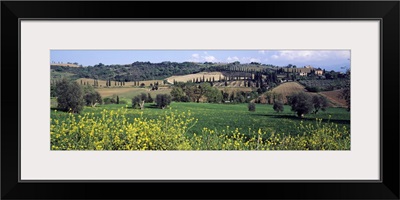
270 50 350 62
188 52 218 62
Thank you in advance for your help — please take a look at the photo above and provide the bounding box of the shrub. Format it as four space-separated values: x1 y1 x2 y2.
147 93 154 103
305 86 321 93
119 99 128 105
156 94 172 109
132 96 145 109
248 102 256 112
103 97 116 105
273 101 284 113
287 92 313 118
83 85 102 107
312 95 328 114
55 78 84 113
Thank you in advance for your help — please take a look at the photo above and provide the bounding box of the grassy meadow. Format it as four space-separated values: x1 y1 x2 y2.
51 72 350 150
51 102 350 136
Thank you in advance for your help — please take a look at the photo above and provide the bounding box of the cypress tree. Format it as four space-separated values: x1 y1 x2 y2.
80 80 83 85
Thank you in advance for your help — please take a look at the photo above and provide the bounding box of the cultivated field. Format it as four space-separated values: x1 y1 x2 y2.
213 80 248 87
76 78 165 88
320 89 347 107
216 87 253 93
271 82 310 103
94 87 171 99
166 72 225 84
51 102 350 150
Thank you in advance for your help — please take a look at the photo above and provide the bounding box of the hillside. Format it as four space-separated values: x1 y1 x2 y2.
271 82 307 103
51 63 80 68
166 72 225 84
50 61 279 82
319 89 347 107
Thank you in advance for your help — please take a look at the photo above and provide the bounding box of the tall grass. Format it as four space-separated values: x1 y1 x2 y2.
51 107 350 150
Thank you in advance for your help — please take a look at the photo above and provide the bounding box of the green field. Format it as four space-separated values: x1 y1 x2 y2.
51 102 350 138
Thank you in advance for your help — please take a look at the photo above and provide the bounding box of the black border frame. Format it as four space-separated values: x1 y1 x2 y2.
2 1 399 199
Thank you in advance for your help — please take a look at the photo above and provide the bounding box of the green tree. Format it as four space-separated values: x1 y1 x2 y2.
205 87 223 103
83 85 102 107
171 87 188 102
156 94 172 109
287 92 313 118
312 95 328 114
132 95 146 110
147 93 154 103
140 93 148 103
56 78 84 113
273 100 284 113
50 82 57 97
116 95 120 104
341 69 350 111
248 102 256 112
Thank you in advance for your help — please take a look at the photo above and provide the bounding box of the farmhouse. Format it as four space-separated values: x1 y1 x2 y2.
299 72 308 76
315 70 323 76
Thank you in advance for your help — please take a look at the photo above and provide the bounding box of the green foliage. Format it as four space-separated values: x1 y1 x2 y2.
103 97 116 105
273 101 284 113
51 102 350 141
312 95 328 114
204 87 223 103
51 108 350 150
83 85 102 107
132 95 145 110
171 87 187 102
287 92 313 118
50 82 57 97
341 70 350 111
248 102 256 112
147 93 154 103
55 78 84 113
305 86 321 93
119 99 128 105
299 79 347 91
156 94 172 109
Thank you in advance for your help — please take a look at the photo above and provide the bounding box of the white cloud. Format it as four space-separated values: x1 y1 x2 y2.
226 56 240 62
188 52 218 62
250 58 260 62
271 55 279 59
204 56 217 62
192 54 200 59
270 51 349 62
258 50 265 54
239 57 261 63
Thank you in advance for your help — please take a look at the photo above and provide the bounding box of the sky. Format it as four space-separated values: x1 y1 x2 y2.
51 50 351 72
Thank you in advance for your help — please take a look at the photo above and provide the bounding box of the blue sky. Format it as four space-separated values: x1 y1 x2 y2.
51 50 351 72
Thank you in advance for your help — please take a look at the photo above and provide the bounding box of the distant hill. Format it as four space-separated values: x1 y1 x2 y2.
50 61 279 82
51 63 80 68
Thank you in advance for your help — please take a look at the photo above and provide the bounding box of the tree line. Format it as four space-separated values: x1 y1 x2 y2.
52 79 103 113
